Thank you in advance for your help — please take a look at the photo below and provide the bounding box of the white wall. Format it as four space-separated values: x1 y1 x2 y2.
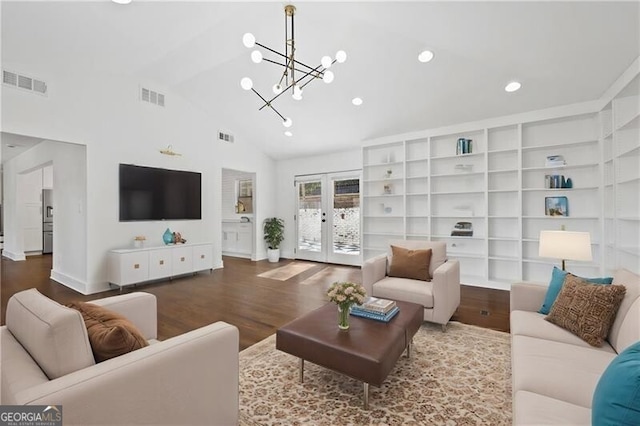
2 65 276 294
3 141 86 288
275 149 362 259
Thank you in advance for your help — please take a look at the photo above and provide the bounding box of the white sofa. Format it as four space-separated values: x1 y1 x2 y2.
362 240 460 329
1 289 240 425
510 268 640 425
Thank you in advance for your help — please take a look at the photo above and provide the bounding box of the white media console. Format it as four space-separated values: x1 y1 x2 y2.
107 242 213 292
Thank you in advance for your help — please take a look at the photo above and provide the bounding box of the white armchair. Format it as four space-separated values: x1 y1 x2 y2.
362 240 460 330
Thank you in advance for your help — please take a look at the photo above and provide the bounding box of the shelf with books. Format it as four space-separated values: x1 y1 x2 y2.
430 130 485 158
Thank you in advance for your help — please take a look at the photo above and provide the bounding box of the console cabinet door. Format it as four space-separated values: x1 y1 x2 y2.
192 244 213 271
111 252 149 285
172 246 193 276
149 248 172 280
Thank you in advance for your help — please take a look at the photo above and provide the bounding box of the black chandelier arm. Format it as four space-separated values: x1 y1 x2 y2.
262 57 324 77
251 88 285 121
255 41 321 74
257 63 325 111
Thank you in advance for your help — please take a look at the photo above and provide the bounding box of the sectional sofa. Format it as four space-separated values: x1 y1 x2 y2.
510 268 640 424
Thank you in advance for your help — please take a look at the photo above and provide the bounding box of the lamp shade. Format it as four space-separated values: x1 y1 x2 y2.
538 230 592 262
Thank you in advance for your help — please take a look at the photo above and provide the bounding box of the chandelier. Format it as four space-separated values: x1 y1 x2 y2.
240 4 347 128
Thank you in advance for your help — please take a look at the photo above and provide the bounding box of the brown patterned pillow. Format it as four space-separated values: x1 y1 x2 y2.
388 246 432 281
68 301 149 362
545 274 626 347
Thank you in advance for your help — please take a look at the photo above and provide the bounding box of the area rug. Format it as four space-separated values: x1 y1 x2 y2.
256 262 317 281
299 265 360 286
239 322 512 425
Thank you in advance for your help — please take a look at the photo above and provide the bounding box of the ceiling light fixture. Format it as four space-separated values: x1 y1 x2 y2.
240 4 346 128
284 131 293 137
505 81 522 92
418 50 434 63
112 0 132 4
352 97 363 106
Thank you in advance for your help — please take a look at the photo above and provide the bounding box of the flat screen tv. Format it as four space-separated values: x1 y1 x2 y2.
119 164 202 221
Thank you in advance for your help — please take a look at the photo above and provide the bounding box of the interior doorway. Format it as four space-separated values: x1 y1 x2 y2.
221 168 256 259
294 171 361 266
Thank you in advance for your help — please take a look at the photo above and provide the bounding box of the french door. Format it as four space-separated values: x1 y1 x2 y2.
295 171 361 266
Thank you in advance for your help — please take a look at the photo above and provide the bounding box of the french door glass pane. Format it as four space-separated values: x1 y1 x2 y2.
298 180 322 253
332 178 360 255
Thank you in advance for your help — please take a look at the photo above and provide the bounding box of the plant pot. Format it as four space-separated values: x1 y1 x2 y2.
267 248 280 263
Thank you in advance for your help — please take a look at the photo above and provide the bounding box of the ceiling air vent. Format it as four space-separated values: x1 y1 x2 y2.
140 86 165 107
217 131 235 143
3 69 48 96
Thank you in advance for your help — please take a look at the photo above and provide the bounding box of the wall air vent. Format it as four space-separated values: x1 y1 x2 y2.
140 86 165 107
3 69 48 96
217 130 234 143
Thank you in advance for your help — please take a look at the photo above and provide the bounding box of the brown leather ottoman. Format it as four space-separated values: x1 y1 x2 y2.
276 300 423 408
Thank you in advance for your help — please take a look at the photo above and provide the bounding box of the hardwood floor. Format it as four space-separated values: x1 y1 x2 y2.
1 254 510 350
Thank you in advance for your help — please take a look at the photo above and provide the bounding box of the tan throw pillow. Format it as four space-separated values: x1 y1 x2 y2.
67 301 149 362
388 246 432 281
545 274 626 347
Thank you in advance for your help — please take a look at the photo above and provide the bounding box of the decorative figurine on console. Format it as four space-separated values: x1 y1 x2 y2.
173 232 187 244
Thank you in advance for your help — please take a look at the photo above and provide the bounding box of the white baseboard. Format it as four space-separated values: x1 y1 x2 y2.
2 250 26 261
50 270 88 294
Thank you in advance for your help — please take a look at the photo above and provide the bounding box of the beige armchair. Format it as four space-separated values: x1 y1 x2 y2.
1 289 239 425
362 240 460 331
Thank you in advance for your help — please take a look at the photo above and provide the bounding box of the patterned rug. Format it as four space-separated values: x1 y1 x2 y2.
239 322 512 425
256 262 317 281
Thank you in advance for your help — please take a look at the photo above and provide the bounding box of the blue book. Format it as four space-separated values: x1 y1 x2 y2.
350 306 400 322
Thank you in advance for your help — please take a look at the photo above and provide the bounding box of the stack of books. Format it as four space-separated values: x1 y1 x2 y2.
350 297 400 322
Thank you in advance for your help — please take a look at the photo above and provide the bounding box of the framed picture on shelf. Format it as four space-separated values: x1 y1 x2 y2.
545 196 569 217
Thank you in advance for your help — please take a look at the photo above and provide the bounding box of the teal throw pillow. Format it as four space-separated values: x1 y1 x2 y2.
592 341 640 425
538 267 613 314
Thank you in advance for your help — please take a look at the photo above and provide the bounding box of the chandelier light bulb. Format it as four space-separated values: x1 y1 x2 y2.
322 70 334 84
272 83 283 94
283 118 293 128
240 77 253 91
321 55 333 69
251 50 263 64
335 50 347 63
292 85 303 100
418 50 435 63
242 33 256 48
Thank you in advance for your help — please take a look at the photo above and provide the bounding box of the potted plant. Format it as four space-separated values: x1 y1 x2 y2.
263 217 284 263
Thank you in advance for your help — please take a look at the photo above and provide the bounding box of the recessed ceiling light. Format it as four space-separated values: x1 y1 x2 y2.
112 0 132 4
284 131 293 137
418 50 434 63
352 97 363 106
505 81 522 93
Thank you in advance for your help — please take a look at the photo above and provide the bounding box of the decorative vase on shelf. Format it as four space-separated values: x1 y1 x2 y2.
162 228 173 245
338 304 351 330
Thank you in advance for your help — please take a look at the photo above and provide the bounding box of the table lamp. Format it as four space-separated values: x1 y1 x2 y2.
538 230 592 271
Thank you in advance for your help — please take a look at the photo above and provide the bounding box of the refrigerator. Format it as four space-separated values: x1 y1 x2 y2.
43 189 53 254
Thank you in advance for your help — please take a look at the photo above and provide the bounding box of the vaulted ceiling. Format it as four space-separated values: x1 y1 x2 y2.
2 1 639 160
